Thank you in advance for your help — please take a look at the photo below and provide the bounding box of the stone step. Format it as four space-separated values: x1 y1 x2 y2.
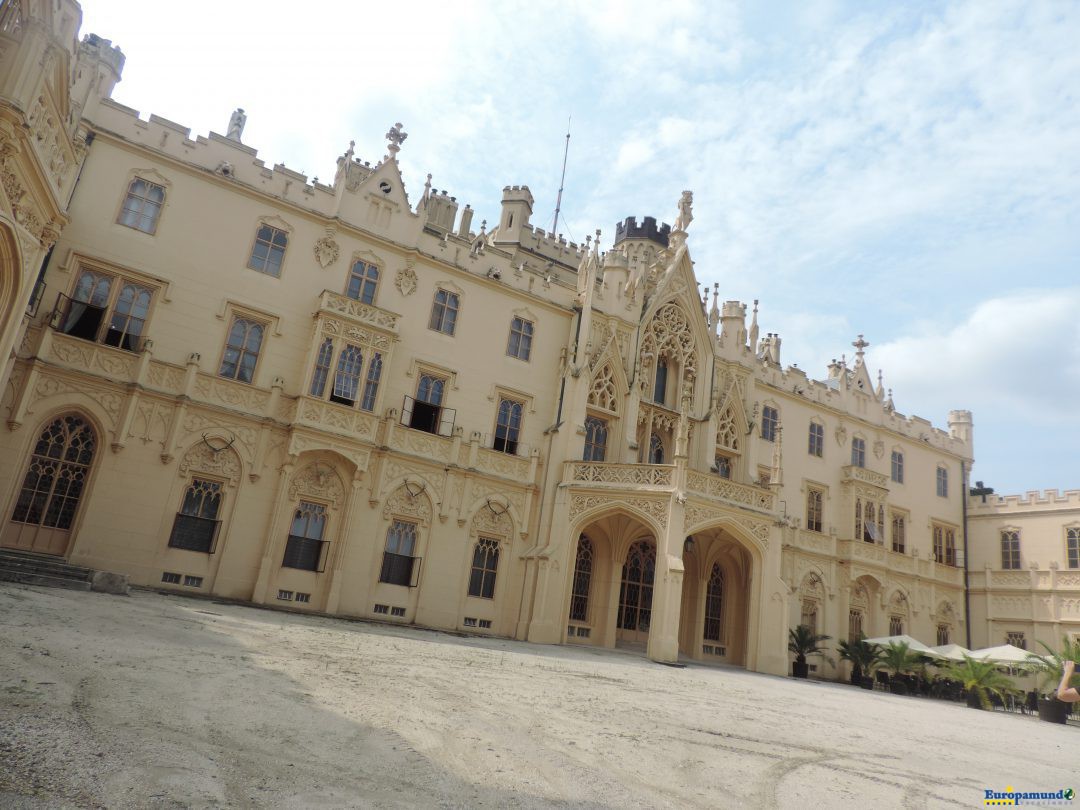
0 568 92 591
0 551 94 582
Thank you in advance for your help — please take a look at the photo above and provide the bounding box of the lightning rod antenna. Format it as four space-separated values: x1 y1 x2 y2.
552 116 571 234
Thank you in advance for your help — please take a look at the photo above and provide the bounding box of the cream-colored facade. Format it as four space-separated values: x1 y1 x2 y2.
1 5 996 679
968 489 1080 653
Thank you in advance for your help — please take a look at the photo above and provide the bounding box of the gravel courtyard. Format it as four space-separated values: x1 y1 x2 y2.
0 584 1075 809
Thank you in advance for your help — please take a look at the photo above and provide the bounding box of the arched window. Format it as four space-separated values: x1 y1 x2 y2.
703 563 724 642
808 422 824 457
854 499 862 539
330 345 364 406
361 353 382 412
169 478 223 553
247 224 289 277
310 338 333 397
569 536 593 622
493 398 524 455
346 260 380 304
617 540 656 633
118 177 165 234
583 416 608 462
6 415 97 555
467 537 500 599
648 433 664 464
653 360 668 405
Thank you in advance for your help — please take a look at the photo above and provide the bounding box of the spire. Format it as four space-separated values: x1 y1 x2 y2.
875 369 885 399
770 423 783 489
748 299 760 350
709 283 720 331
885 388 895 412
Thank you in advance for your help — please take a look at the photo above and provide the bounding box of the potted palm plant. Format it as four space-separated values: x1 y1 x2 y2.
876 641 922 695
788 625 833 679
942 655 1018 710
1026 637 1080 724
838 638 880 688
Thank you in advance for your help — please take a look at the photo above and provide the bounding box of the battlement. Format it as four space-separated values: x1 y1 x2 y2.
501 185 534 205
969 489 1080 512
613 216 670 247
81 34 125 76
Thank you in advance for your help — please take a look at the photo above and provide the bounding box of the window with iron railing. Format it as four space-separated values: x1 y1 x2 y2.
50 269 155 352
282 501 328 572
168 478 223 553
401 374 455 436
380 520 420 587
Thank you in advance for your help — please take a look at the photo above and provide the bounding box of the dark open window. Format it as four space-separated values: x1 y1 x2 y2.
402 374 454 436
493 398 522 454
168 477 222 553
380 520 419 586
282 501 328 571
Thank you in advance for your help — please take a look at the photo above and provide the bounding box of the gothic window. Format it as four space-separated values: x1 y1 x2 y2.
467 538 500 599
703 564 724 642
507 316 533 361
891 513 906 554
247 224 289 277
493 397 523 455
588 364 618 413
806 489 823 532
848 610 863 641
10 415 96 533
218 316 265 384
855 499 862 540
569 536 593 622
407 373 449 435
282 501 327 571
380 519 418 586
330 345 364 407
761 406 778 442
800 600 818 634
56 268 155 352
808 422 824 457
118 177 165 234
714 455 732 479
583 416 608 462
168 478 223 553
346 260 380 305
1001 530 1021 570
309 338 333 397
889 615 904 635
933 524 957 566
936 624 951 646
361 353 382 412
936 466 948 497
653 360 669 406
851 437 866 468
1005 631 1026 650
891 451 904 483
1068 527 1080 569
648 433 664 464
429 289 459 335
716 405 739 451
617 540 655 632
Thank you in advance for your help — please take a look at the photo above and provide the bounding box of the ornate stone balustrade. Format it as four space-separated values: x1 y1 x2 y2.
841 465 889 489
319 290 399 333
46 332 140 382
294 396 378 441
565 462 674 488
388 424 454 464
791 530 835 556
477 447 532 483
686 471 775 512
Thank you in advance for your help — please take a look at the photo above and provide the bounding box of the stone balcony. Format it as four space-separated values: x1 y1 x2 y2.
318 290 399 333
685 470 775 512
836 538 963 585
841 465 889 489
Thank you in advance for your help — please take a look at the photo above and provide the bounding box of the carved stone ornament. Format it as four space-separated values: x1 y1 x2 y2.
313 234 341 269
288 462 346 508
178 440 242 483
382 483 433 525
395 265 418 296
471 501 513 538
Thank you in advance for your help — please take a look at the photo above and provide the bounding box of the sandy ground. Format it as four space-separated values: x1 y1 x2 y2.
0 584 1076 809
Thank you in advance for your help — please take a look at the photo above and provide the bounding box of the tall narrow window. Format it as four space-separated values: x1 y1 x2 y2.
653 361 668 405
493 398 523 455
1006 631 1026 650
408 374 446 434
648 433 664 464
282 501 327 571
854 499 862 539
761 406 778 442
218 317 264 383
1068 527 1080 569
310 338 333 397
118 177 165 234
891 514 906 554
703 564 724 642
936 624 950 646
506 317 533 361
808 422 824 457
889 615 904 635
936 466 948 497
806 489 823 533
714 455 732 479
945 528 956 566
429 289 459 335
1001 530 1021 570
360 352 382 412
380 520 418 586
848 610 863 641
876 503 884 543
583 416 608 462
168 478 223 553
891 451 904 483
248 224 289 277
851 437 866 468
346 260 380 304
933 525 944 563
467 537 500 599
800 601 818 634
569 537 593 622
103 282 152 350
8 415 96 554
330 345 363 406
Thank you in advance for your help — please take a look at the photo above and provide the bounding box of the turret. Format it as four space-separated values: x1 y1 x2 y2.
71 33 125 122
948 409 974 451
423 189 459 237
613 216 670 248
719 301 747 351
493 185 534 244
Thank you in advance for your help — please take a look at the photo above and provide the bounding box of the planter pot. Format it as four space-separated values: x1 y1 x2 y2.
859 677 874 690
1038 697 1070 724
889 681 908 696
966 692 984 710
792 660 809 679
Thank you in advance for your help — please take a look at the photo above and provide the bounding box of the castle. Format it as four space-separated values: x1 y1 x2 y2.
0 0 1075 676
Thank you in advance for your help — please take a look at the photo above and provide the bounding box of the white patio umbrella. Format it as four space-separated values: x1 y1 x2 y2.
928 643 973 661
968 644 1039 665
862 634 945 658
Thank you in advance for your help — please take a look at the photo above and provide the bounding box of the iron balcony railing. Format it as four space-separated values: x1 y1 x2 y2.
379 552 421 587
400 394 455 437
167 514 221 554
49 292 147 353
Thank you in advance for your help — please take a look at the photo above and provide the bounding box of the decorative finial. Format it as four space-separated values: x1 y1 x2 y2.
852 334 869 359
385 122 408 157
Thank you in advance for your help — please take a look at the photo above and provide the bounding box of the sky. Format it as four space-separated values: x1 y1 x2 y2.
79 0 1080 495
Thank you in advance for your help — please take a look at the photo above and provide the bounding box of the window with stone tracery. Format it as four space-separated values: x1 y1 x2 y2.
569 537 593 622
716 405 739 451
703 564 724 642
640 303 697 400
588 364 618 413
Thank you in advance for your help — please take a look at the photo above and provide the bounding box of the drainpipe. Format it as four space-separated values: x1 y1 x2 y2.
961 460 972 649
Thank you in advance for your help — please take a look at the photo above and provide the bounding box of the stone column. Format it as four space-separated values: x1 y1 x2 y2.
252 461 294 603
646 454 687 663
324 475 365 614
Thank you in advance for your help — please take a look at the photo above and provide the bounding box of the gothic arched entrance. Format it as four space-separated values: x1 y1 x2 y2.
617 538 656 645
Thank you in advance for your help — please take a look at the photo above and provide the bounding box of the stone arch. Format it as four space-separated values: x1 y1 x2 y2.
568 500 665 547
0 218 24 355
381 481 434 527
462 493 519 541
177 436 244 486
